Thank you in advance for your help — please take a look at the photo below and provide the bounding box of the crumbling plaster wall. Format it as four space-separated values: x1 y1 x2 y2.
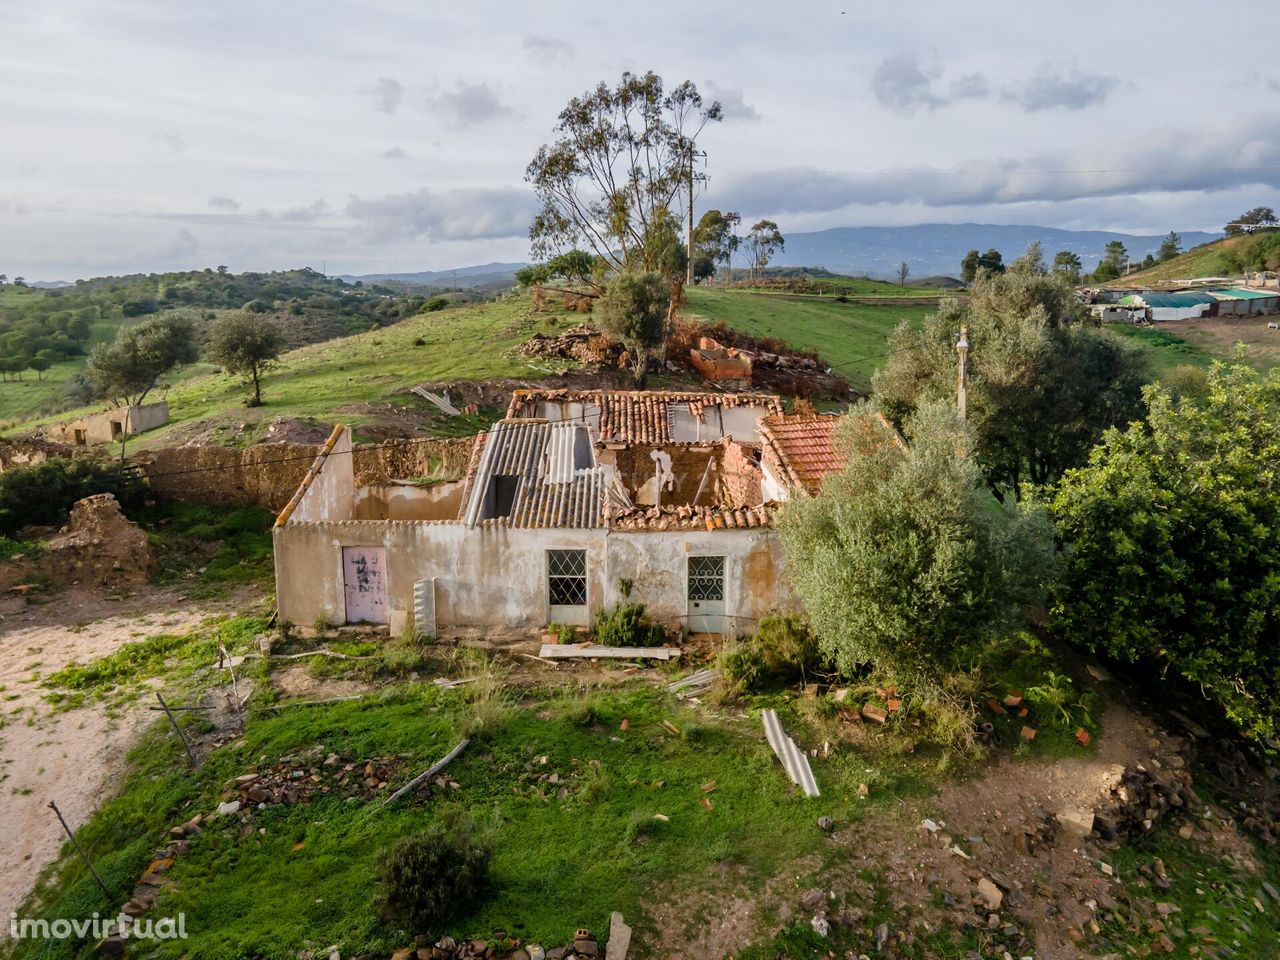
353 481 466 521
272 520 787 638
292 429 355 523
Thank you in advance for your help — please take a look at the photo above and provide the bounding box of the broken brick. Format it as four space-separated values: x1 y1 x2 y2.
1020 726 1037 740
861 704 888 724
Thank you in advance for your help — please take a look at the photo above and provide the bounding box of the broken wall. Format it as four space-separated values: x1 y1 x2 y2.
136 435 476 511
353 481 466 521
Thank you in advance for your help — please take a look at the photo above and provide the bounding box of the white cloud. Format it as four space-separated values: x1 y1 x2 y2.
362 77 404 114
346 187 534 242
425 81 521 128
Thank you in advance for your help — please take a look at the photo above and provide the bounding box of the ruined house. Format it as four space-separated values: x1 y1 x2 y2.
272 389 846 639
47 401 169 446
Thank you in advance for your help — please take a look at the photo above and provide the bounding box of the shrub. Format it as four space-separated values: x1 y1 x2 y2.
375 810 493 934
594 601 667 647
719 614 821 694
0 458 145 536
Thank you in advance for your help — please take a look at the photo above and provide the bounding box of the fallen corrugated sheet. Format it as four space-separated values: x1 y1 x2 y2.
539 643 681 661
762 708 820 797
668 668 717 698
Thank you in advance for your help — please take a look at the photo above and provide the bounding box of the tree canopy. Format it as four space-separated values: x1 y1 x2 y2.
960 248 1005 284
525 72 721 285
1158 230 1182 262
691 209 741 282
85 313 198 406
1048 360 1280 741
1226 206 1278 237
875 249 1146 496
594 272 670 382
207 312 285 406
743 220 784 279
777 402 1053 682
1052 250 1082 284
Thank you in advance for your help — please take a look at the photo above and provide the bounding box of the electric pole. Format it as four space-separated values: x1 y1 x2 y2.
686 148 707 286
956 323 970 420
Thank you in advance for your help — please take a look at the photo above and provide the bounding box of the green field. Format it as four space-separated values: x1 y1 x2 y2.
6 295 580 448
685 288 934 392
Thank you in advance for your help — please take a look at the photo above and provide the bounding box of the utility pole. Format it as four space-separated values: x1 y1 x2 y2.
956 323 970 420
686 148 707 287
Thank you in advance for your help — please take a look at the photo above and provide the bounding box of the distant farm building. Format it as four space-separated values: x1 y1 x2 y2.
47 401 169 446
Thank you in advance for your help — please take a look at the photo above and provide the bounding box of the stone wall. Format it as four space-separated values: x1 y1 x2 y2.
135 436 477 512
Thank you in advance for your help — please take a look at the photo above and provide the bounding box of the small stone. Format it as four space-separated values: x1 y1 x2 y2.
873 922 889 950
1056 807 1095 838
800 888 825 910
527 946 545 960
1178 823 1195 840
817 816 835 833
216 800 241 816
922 818 940 834
861 704 888 724
976 877 1003 911
811 914 829 936
573 938 598 958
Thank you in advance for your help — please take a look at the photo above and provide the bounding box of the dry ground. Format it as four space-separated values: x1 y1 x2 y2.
0 588 237 919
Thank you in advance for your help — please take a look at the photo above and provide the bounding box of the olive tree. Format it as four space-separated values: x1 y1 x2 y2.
86 313 198 406
207 312 285 406
595 272 669 383
778 402 1054 682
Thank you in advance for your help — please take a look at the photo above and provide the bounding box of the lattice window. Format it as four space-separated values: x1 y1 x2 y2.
547 549 587 606
688 555 724 601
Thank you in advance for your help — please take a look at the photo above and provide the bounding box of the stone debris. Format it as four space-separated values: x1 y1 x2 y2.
223 749 410 808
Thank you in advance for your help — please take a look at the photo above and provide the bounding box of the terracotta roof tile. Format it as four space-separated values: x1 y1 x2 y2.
609 503 775 531
759 414 847 495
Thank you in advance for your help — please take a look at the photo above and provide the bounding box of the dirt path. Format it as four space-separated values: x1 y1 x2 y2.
647 692 1222 960
0 589 233 920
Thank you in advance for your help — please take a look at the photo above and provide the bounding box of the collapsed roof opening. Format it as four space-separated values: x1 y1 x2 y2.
480 474 520 520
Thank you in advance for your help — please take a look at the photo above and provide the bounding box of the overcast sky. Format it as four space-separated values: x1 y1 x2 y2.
3 0 1278 280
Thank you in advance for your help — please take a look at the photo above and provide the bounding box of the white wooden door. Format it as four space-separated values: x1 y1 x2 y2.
343 546 388 624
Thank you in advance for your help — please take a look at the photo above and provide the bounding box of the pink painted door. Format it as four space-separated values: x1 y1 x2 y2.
342 546 388 624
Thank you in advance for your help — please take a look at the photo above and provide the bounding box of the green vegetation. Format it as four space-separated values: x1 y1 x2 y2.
14 680 934 959
375 810 494 933
1119 229 1279 284
685 288 931 392
0 458 144 535
1049 360 1280 743
138 502 275 595
877 259 1146 494
205 312 285 407
0 268 471 425
778 402 1053 688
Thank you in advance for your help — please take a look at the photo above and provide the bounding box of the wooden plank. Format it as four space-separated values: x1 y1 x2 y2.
539 644 681 661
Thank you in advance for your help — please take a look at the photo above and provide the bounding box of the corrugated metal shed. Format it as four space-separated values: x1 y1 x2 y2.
1213 287 1277 300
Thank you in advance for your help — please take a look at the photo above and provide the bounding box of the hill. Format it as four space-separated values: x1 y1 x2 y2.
1113 231 1280 285
771 223 1221 278
339 262 526 292
0 269 452 424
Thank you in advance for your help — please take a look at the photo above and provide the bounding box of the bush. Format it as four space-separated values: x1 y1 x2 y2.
0 458 145 536
594 601 667 647
719 614 821 693
375 810 493 934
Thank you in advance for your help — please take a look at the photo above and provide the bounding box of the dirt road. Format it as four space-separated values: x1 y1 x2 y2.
0 589 228 919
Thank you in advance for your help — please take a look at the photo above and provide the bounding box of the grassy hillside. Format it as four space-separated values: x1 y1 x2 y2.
8 295 583 448
1116 233 1269 284
685 288 933 393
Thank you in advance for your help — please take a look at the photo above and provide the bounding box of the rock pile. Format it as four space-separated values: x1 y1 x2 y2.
519 326 621 368
222 748 412 808
1093 761 1196 842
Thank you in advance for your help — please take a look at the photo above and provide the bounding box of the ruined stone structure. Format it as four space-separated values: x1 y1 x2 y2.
272 390 839 640
47 401 169 446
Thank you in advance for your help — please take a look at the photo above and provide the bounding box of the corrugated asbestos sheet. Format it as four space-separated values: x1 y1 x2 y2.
463 420 607 529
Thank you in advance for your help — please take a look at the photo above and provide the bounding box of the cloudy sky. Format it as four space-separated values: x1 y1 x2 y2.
3 0 1278 281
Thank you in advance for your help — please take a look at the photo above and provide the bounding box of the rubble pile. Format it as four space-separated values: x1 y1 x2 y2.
222 749 413 808
1093 761 1196 842
519 326 621 368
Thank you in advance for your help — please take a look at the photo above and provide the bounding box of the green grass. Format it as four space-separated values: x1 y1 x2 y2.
685 289 933 392
730 275 953 299
5 296 576 449
12 683 927 959
0 315 116 424
1118 235 1250 285
1105 324 1216 378
137 502 276 596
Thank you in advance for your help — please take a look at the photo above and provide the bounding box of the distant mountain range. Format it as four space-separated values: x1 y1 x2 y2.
346 224 1222 288
769 223 1222 278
